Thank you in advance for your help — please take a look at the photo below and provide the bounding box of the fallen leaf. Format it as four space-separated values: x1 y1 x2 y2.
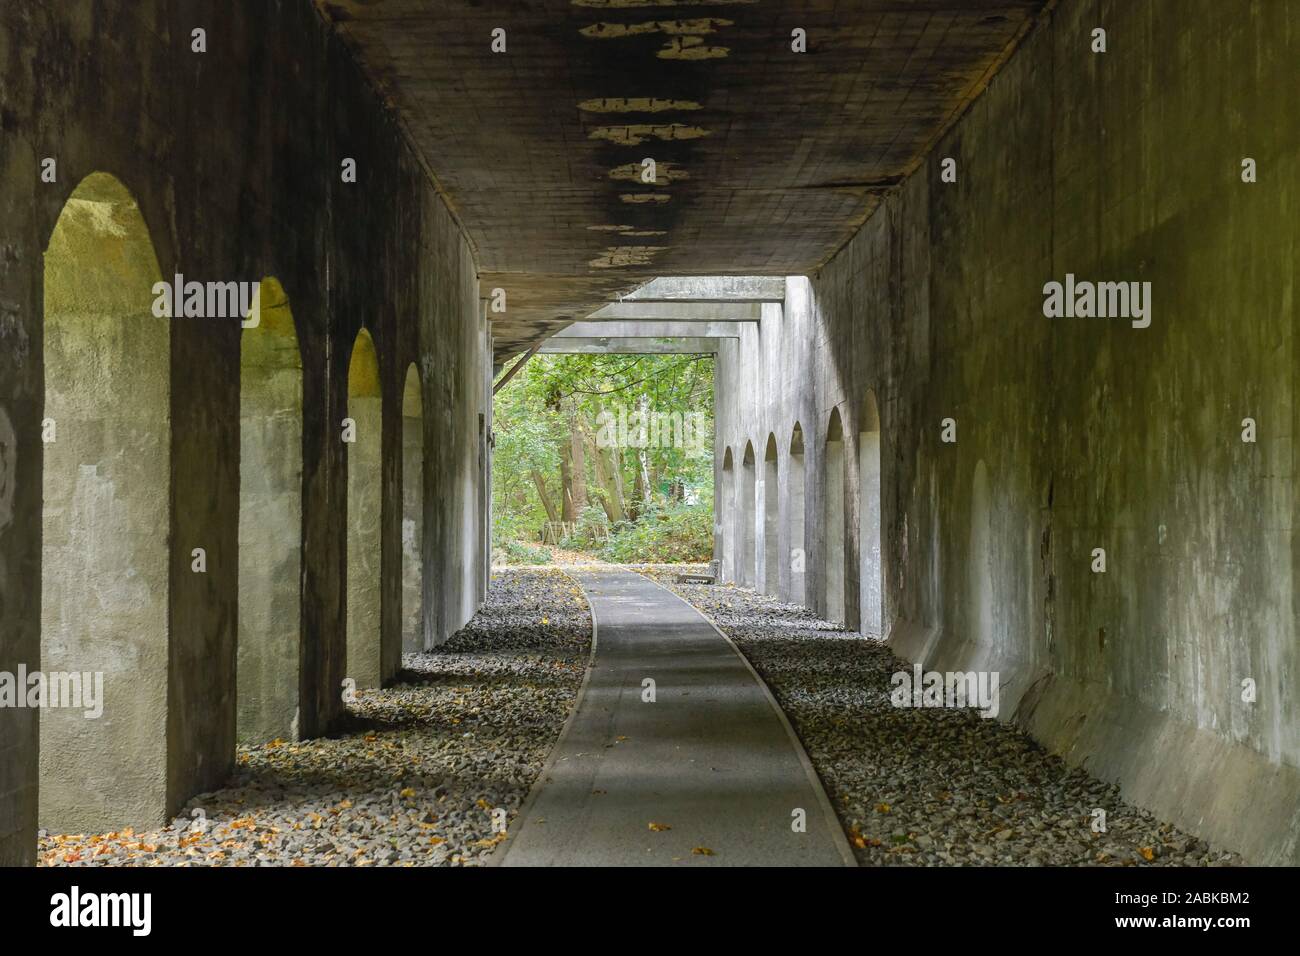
1139 846 1155 862
648 822 671 832
691 847 714 856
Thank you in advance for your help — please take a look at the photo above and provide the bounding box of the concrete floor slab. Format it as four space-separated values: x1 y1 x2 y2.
498 568 854 867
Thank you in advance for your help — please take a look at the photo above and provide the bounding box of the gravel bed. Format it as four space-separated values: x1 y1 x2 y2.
636 566 1242 867
38 567 591 867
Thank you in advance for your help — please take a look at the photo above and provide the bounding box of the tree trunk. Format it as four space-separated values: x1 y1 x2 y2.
569 406 588 516
588 431 626 523
532 470 559 525
612 446 626 517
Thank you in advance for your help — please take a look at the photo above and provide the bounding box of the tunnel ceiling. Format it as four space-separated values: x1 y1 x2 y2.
315 0 1045 359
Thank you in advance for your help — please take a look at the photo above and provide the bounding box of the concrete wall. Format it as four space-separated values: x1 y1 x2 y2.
237 279 304 745
716 0 1298 863
401 366 424 654
0 0 489 864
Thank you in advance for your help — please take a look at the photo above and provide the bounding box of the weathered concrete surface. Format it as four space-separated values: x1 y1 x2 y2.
316 0 1048 356
541 337 720 355
499 568 853 867
557 320 744 339
401 365 423 654
585 302 760 323
346 330 383 690
715 1 1299 863
0 0 489 864
237 278 304 745
38 174 170 834
624 276 785 303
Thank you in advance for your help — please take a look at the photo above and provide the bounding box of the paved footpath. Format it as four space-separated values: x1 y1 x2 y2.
497 567 854 867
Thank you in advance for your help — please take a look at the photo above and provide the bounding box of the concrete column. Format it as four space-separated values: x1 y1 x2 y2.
237 279 304 743
346 330 383 690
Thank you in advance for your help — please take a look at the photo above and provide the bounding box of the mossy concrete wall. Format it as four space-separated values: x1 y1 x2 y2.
0 0 489 864
39 175 171 834
237 279 304 745
716 0 1297 863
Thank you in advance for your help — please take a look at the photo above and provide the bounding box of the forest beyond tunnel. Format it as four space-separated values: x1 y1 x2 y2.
0 1 1294 931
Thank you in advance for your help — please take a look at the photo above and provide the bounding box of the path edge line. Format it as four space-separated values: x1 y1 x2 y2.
635 570 859 868
490 567 600 867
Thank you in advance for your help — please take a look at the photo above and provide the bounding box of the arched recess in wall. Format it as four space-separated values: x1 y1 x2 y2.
762 434 780 596
720 447 734 581
739 441 757 587
402 364 425 653
41 172 170 832
346 328 383 690
789 423 806 607
970 460 994 647
824 408 846 624
237 277 303 744
858 390 883 637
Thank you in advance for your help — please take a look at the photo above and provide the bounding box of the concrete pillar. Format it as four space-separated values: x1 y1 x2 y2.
762 438 780 596
39 173 171 833
824 420 845 623
346 329 383 690
857 392 882 636
789 443 806 606
738 445 756 586
401 365 424 653
237 278 304 743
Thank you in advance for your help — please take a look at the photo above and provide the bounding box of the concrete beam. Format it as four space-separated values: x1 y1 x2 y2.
558 321 744 339
540 337 720 354
585 302 761 322
622 276 786 303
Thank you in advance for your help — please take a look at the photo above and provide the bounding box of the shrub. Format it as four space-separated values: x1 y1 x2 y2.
600 502 713 564
560 505 612 550
502 539 552 566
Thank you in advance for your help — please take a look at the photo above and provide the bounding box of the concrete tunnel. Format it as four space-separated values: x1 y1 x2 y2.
0 0 1294 920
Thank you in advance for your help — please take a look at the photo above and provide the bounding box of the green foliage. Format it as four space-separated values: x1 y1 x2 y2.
559 506 611 550
600 500 714 564
492 351 715 563
500 539 552 566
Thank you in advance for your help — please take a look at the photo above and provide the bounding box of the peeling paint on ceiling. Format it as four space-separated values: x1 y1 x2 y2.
314 0 1047 359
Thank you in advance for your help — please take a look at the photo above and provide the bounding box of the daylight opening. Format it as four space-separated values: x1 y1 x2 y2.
491 353 714 567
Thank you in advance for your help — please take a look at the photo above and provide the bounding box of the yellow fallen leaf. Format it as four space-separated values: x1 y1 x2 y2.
875 803 891 814
1139 846 1155 862
691 847 714 856
400 788 416 798
648 822 671 832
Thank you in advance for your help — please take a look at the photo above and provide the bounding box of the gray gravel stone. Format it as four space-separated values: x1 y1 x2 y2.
38 568 591 867
636 564 1242 868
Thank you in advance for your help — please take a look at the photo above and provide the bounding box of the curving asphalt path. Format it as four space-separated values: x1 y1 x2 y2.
497 567 854 867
